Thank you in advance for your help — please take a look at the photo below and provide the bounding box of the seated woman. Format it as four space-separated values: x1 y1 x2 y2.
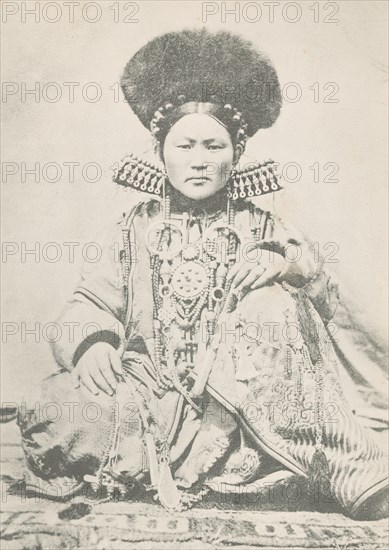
17 29 388 519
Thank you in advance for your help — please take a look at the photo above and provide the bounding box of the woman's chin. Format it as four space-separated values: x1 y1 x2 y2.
177 187 221 202
184 192 214 201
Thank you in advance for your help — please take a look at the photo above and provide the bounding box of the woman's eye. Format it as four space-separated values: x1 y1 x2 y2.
208 145 223 150
177 144 191 149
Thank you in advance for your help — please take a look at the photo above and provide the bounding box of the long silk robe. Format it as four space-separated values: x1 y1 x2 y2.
17 198 388 516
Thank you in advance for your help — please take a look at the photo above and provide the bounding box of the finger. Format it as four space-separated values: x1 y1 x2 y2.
109 348 123 377
96 351 117 391
94 352 117 392
236 265 267 291
80 372 99 396
231 265 252 288
226 259 255 283
100 361 118 392
91 365 115 396
251 268 277 290
71 370 80 389
226 262 241 282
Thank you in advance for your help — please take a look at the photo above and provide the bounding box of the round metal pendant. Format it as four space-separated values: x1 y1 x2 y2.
171 261 208 298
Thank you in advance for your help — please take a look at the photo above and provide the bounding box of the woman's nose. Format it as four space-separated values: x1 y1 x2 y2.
189 147 209 169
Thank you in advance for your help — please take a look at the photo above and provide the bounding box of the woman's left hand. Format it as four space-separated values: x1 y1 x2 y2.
226 252 286 294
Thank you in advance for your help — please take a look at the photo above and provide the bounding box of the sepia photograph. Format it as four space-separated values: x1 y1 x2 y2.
1 1 388 548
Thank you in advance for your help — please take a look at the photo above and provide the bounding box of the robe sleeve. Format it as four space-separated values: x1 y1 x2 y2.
259 211 340 323
51 218 128 371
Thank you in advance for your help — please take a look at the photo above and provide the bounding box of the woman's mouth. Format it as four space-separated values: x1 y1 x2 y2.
186 177 210 185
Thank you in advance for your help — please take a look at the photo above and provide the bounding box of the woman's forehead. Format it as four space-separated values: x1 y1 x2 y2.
166 113 231 141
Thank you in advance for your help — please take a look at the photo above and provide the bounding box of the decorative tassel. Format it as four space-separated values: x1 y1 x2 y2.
229 160 282 199
284 345 293 379
157 452 182 510
145 431 159 488
281 282 332 507
308 445 332 507
295 289 322 364
308 356 333 507
113 153 166 196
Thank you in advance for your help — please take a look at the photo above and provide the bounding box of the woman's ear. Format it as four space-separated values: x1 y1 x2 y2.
233 144 244 166
152 135 160 156
154 138 165 164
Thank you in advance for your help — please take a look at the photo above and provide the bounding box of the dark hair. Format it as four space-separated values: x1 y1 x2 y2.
157 102 244 162
121 29 282 136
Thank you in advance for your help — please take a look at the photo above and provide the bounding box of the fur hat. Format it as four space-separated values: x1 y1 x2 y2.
121 29 282 138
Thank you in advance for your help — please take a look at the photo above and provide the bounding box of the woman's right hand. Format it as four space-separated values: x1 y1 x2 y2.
71 342 123 396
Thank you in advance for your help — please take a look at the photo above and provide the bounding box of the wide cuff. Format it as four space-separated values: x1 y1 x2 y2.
73 329 122 367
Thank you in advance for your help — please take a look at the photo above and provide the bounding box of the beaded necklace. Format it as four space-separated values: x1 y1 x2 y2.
147 188 241 414
127 187 241 510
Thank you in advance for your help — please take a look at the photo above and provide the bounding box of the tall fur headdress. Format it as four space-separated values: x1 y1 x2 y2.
121 28 282 138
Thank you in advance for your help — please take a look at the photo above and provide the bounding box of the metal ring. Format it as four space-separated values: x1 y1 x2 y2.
159 284 172 298
212 287 224 302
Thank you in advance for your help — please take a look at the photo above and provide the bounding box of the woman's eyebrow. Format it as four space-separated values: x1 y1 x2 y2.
203 138 226 144
173 137 226 144
174 137 195 143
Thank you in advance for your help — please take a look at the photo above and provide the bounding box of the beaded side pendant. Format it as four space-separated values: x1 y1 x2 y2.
113 153 283 199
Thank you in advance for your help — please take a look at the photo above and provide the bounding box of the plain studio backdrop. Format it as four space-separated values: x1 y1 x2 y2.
1 1 388 403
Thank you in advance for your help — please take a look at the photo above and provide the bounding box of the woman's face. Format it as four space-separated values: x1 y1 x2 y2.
163 113 234 201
